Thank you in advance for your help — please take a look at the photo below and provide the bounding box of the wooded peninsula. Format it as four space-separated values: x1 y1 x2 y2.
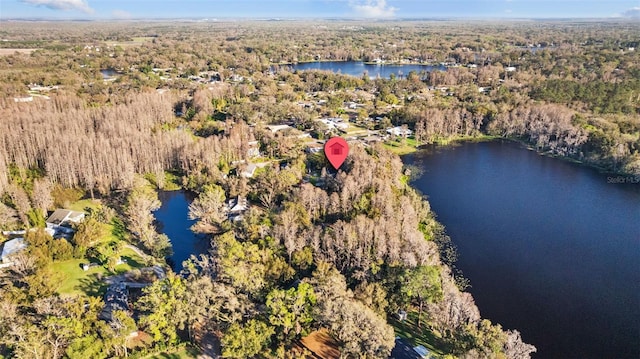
0 20 638 359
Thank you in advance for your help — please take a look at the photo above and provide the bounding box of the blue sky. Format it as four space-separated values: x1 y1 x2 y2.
1 0 639 19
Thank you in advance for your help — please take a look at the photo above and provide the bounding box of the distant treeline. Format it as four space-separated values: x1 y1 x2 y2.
531 78 640 114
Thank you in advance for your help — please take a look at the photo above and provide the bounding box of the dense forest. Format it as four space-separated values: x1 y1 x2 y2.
0 19 638 358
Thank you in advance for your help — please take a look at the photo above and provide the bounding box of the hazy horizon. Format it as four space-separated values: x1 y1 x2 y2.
1 0 639 21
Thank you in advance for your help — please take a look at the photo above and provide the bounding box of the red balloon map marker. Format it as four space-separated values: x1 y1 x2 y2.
324 137 349 170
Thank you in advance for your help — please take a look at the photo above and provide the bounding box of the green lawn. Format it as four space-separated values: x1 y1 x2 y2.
52 198 150 296
144 171 182 191
118 247 147 268
344 123 370 135
67 198 101 212
389 311 448 357
162 171 183 191
145 346 200 359
384 137 419 155
53 259 109 296
53 248 146 296
431 134 500 146
131 37 156 43
108 37 155 48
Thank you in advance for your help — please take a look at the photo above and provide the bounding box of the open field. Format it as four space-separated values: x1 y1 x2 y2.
106 36 155 48
67 198 101 212
383 137 419 155
0 48 37 56
145 346 200 359
53 259 110 296
53 247 146 296
389 311 447 356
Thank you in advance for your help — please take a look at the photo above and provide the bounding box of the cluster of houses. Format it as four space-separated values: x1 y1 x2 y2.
0 209 85 267
317 117 349 132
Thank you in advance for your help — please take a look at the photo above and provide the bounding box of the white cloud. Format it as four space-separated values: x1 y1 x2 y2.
621 7 640 18
111 9 132 19
350 0 396 18
20 0 93 13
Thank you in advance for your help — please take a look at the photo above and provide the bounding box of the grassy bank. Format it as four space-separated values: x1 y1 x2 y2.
388 311 448 357
144 345 200 359
385 134 499 155
430 134 501 146
501 137 639 177
400 134 638 178
383 137 419 155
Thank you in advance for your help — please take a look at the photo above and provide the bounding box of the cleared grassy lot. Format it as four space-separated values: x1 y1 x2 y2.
383 137 419 155
389 311 448 357
145 346 200 359
53 246 145 296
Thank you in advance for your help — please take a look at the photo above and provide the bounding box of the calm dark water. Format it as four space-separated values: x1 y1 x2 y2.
403 141 640 359
283 61 445 79
154 190 209 271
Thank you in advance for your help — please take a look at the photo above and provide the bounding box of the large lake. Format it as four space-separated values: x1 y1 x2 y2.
403 140 640 358
280 61 445 79
154 190 209 271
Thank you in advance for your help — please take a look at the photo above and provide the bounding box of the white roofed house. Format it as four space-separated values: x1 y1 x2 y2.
226 196 249 221
306 141 325 154
247 140 261 158
46 209 85 236
266 124 294 133
14 96 33 103
0 238 27 267
387 126 413 137
317 118 349 132
241 163 258 178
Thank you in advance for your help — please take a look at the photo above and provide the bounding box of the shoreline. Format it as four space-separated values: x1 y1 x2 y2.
271 59 441 66
401 135 638 178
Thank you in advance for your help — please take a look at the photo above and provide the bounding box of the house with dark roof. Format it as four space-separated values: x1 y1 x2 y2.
99 283 131 323
390 338 421 359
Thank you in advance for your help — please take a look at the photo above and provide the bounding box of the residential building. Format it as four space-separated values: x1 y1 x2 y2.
241 163 258 178
46 209 85 236
99 283 130 323
0 238 27 263
46 209 85 227
227 196 249 221
266 124 294 133
387 126 413 137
